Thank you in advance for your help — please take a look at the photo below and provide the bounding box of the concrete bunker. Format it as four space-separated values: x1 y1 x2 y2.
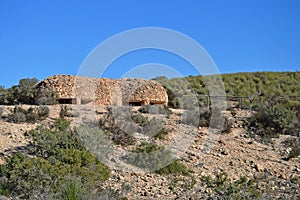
37 75 168 106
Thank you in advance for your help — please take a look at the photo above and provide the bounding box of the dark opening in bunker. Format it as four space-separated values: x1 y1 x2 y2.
129 102 142 106
58 98 76 104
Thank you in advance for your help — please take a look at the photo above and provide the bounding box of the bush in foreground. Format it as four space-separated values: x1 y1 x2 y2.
0 118 110 199
7 106 49 123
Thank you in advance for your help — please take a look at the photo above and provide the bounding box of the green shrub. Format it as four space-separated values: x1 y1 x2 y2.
287 147 300 160
253 105 296 136
1 78 58 105
268 105 296 134
0 107 3 117
142 117 165 137
7 106 49 123
3 78 39 105
36 88 58 105
155 160 190 176
154 127 169 140
38 105 50 119
283 137 300 160
99 106 139 146
60 105 80 118
122 142 188 174
122 143 173 171
222 116 234 133
0 118 110 199
200 171 262 199
131 114 148 126
112 132 136 146
54 117 71 131
181 109 211 128
181 110 200 127
7 111 26 123
138 105 170 115
25 110 39 122
60 176 86 200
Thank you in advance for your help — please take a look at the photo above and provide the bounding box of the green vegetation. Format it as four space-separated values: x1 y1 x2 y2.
189 72 300 98
59 105 80 118
154 72 300 108
282 137 300 160
245 97 299 141
155 160 190 176
0 118 110 199
123 142 190 175
7 105 49 123
138 104 171 115
153 127 169 140
200 171 300 199
0 78 57 105
200 172 261 199
0 107 3 117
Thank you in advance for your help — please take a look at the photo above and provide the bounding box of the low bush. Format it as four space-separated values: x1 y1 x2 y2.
282 137 300 160
35 88 58 105
0 118 110 199
59 105 80 118
138 104 170 115
100 106 166 144
181 110 201 127
122 142 173 171
287 147 300 160
250 104 297 138
38 105 50 119
131 114 148 126
155 160 190 176
154 127 169 140
0 107 3 118
222 116 234 133
7 112 27 123
99 106 137 146
200 170 300 199
142 117 165 137
7 106 49 123
122 142 189 175
112 131 136 146
200 171 261 199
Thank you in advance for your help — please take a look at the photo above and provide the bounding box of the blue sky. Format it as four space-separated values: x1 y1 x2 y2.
0 0 300 87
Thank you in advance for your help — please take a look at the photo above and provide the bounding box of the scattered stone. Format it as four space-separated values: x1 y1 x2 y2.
0 195 8 200
221 148 229 155
279 173 287 180
218 139 226 145
254 163 264 172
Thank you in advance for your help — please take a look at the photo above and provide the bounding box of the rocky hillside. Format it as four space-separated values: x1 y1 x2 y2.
0 104 299 199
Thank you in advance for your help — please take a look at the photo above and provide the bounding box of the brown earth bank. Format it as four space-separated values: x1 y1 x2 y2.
0 105 299 199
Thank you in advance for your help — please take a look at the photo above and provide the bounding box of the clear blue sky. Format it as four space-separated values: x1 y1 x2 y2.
1 0 300 87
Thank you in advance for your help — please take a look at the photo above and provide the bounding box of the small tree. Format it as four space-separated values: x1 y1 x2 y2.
4 78 39 105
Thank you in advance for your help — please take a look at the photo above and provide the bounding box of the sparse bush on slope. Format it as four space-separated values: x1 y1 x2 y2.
7 106 49 123
0 118 111 199
0 107 3 118
0 78 58 105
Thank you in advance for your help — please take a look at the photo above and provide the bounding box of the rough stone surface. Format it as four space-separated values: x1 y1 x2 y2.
37 75 168 106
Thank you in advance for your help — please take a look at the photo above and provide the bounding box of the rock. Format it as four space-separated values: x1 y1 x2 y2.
221 148 229 155
218 139 226 145
254 163 264 172
279 173 287 180
0 195 8 200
